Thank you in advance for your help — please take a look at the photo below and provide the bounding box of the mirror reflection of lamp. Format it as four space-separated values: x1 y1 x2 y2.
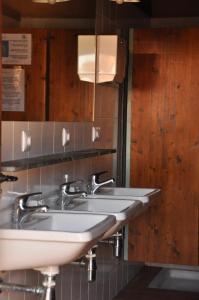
32 0 70 4
111 0 140 3
32 0 140 3
78 35 126 84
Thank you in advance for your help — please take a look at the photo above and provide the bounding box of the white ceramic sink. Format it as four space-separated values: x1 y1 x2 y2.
65 198 143 239
89 187 161 204
0 212 115 271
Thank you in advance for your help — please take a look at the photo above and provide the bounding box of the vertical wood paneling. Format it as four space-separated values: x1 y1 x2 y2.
2 29 94 122
129 28 199 266
49 29 94 122
0 0 2 150
2 28 47 121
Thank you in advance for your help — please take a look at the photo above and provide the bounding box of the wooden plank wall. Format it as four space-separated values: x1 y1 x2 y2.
49 29 94 122
2 29 94 122
129 28 199 266
0 0 2 159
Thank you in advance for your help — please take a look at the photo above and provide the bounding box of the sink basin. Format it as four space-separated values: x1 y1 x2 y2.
89 187 161 204
0 212 115 271
64 198 143 239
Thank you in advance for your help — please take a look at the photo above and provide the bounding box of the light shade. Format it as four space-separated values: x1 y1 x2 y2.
78 35 122 84
111 0 140 4
32 0 70 4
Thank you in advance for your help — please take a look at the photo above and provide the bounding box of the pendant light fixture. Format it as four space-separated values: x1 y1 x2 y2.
111 0 140 4
32 0 139 4
32 0 70 4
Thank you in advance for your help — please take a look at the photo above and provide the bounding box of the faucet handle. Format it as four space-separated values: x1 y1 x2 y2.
0 173 18 184
60 181 76 192
16 192 42 208
91 171 108 183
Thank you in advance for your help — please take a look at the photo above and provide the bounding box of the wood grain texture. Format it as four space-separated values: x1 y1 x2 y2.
49 29 94 122
0 0 2 149
2 28 47 121
129 28 199 266
2 29 94 122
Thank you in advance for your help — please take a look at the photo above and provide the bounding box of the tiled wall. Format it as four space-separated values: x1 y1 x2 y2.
2 122 94 162
0 85 141 299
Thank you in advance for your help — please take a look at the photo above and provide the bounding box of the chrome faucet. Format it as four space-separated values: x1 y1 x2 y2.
0 173 18 184
13 192 48 224
60 180 87 208
89 171 115 195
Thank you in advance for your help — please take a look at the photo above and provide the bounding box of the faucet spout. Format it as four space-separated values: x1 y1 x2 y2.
89 172 115 195
60 180 87 208
13 192 48 224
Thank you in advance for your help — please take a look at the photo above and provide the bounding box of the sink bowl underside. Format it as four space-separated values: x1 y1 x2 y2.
0 212 115 271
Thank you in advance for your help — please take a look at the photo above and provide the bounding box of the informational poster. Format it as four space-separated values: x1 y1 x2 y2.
2 68 25 112
2 33 32 65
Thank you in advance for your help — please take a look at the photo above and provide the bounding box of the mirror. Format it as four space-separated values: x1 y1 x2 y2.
2 0 96 122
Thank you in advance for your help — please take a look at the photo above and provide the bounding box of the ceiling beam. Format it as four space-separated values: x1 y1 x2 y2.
2 4 21 21
151 17 199 28
117 17 151 28
110 1 151 22
138 0 152 16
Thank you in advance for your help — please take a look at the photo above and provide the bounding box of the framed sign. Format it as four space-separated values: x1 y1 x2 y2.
2 67 25 112
2 33 32 65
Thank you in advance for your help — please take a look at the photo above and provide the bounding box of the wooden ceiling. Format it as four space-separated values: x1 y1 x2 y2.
2 0 96 19
151 0 199 18
3 0 199 23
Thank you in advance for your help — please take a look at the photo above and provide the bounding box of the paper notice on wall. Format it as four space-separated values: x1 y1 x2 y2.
2 33 32 65
2 68 25 112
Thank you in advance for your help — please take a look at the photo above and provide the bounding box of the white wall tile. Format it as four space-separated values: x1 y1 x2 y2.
54 122 67 154
28 122 42 158
64 123 75 152
73 122 93 151
13 122 29 160
74 123 85 150
84 123 93 149
41 122 54 155
24 270 39 300
93 118 114 149
53 161 74 187
2 121 14 162
9 270 26 300
12 170 28 194
80 268 89 300
27 168 41 193
40 165 55 194
74 158 92 184
61 265 73 300
0 272 9 300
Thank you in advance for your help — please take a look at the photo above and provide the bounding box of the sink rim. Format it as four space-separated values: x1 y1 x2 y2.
0 212 116 243
98 187 161 196
86 187 161 203
58 198 144 221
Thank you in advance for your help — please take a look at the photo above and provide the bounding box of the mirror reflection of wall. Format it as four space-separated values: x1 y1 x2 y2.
2 0 96 122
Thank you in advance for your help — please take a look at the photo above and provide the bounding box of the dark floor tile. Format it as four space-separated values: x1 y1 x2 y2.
114 267 199 300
